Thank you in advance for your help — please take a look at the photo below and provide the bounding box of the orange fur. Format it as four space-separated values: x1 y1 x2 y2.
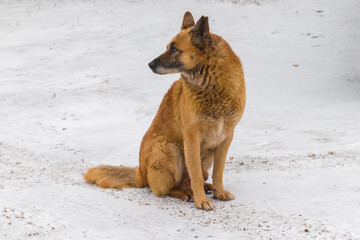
84 166 146 189
84 12 246 210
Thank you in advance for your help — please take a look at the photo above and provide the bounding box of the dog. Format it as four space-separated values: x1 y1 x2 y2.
84 11 246 210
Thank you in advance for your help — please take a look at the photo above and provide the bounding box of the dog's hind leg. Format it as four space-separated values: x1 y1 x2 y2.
146 139 184 197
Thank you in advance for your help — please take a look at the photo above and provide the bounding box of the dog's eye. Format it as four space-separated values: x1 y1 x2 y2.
170 45 179 54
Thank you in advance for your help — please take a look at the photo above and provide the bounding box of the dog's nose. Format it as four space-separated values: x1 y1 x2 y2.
148 61 156 70
148 59 158 71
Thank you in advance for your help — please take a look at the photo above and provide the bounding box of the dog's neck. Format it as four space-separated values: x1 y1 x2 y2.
181 57 223 91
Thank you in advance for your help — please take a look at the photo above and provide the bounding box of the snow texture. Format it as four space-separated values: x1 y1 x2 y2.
1 0 359 239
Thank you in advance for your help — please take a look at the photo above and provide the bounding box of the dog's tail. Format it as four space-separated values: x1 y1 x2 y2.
84 165 147 189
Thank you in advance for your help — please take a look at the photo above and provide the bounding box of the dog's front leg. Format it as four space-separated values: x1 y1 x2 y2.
183 131 213 210
212 134 235 201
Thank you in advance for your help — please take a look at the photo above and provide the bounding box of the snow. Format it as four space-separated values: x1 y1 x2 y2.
1 0 359 239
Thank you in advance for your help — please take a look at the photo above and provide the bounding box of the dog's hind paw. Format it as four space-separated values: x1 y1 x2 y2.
169 189 193 201
204 183 214 193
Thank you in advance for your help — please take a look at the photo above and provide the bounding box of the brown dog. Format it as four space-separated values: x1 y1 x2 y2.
84 11 246 210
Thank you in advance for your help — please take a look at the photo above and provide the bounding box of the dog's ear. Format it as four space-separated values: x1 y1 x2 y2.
181 11 195 30
190 16 210 50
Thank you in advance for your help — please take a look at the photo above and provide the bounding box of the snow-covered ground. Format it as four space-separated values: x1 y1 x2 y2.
1 0 359 239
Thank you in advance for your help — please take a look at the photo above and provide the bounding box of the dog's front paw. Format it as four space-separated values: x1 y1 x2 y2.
214 189 235 201
194 198 213 211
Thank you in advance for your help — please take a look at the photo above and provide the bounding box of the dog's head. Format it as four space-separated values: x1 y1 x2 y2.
148 12 210 75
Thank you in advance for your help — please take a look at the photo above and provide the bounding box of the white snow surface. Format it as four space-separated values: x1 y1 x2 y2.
1 0 360 239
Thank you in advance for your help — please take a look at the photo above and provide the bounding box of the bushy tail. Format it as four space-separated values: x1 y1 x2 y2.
84 165 147 189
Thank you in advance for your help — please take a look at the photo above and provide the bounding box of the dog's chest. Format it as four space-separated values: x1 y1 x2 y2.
193 88 240 120
201 118 228 149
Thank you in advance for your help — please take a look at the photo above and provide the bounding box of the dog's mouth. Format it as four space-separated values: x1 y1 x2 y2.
149 65 180 75
152 66 180 75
